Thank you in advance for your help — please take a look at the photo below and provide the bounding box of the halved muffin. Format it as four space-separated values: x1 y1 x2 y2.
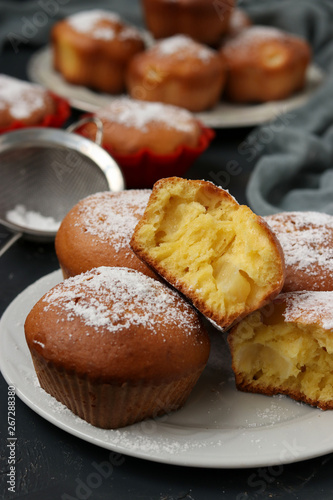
228 291 333 409
130 177 285 330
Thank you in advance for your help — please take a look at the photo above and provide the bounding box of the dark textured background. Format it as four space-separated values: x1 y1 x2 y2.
1 1 333 499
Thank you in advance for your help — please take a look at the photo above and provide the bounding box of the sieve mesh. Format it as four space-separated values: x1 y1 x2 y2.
0 124 125 247
0 144 111 225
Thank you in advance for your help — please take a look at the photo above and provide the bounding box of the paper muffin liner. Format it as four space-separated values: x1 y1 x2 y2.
0 92 71 134
31 350 204 429
79 122 215 189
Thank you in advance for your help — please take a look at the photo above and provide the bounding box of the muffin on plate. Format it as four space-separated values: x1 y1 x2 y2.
126 35 226 112
130 177 285 331
228 290 333 410
220 26 311 102
25 266 211 428
51 10 145 93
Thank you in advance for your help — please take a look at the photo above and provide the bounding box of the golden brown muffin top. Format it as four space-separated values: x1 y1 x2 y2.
65 9 143 42
87 98 202 154
149 34 218 64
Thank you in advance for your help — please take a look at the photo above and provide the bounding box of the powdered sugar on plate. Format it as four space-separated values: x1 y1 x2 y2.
96 97 197 133
265 211 333 278
67 10 141 41
42 266 200 335
31 371 222 455
282 291 333 331
0 74 46 120
155 34 215 63
75 190 150 252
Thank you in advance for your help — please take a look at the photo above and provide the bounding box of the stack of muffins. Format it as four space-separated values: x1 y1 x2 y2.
48 3 312 187
25 177 287 429
25 178 333 428
23 4 331 431
25 186 213 429
50 3 312 109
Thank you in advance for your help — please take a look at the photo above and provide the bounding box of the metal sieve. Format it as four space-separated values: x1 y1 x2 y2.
0 117 125 256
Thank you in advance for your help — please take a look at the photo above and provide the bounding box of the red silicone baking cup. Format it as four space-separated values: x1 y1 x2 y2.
80 122 215 189
0 92 71 134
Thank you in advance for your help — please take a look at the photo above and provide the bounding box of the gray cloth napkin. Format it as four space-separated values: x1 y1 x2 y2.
240 0 333 215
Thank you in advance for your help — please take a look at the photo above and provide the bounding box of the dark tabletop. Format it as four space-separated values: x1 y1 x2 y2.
1 8 333 500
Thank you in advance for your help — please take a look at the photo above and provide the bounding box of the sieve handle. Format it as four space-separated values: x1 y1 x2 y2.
0 232 22 258
66 116 104 146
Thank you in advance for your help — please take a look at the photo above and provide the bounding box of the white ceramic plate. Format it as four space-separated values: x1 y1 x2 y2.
1 270 333 468
27 46 324 128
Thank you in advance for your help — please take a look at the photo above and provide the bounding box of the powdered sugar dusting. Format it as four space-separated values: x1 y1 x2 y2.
67 10 141 41
6 204 60 231
155 35 215 63
0 74 46 119
96 97 196 133
222 25 287 57
225 25 286 44
283 291 333 331
43 266 199 334
75 190 150 252
265 212 333 277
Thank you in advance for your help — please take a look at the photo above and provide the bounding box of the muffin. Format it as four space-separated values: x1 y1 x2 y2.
55 190 157 280
220 26 311 102
24 266 211 428
0 74 70 131
141 0 235 46
265 211 333 292
51 10 145 93
78 98 214 188
126 35 226 112
130 177 285 331
228 290 333 410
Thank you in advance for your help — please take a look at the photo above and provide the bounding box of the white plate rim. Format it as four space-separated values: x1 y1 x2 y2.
27 46 325 128
2 270 333 469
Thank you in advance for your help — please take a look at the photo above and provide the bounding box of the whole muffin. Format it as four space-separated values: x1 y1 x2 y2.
0 74 69 130
24 266 211 428
220 26 311 102
51 10 145 93
78 97 214 187
141 0 235 46
81 97 203 154
126 34 226 112
55 190 157 280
